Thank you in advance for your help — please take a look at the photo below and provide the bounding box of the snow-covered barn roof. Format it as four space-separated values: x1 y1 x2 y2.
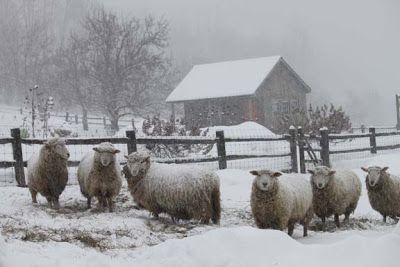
166 56 311 103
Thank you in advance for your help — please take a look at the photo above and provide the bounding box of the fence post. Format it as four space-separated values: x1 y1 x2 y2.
297 126 306 173
126 130 137 154
82 109 88 131
11 128 26 187
320 128 330 167
289 126 298 173
103 116 107 128
65 112 69 122
75 114 79 124
369 127 377 154
216 130 227 170
396 94 400 130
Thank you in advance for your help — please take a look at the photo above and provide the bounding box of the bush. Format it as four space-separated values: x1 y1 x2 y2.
276 103 352 134
141 114 212 158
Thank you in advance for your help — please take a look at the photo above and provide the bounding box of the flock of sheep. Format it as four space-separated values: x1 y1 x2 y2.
26 137 400 237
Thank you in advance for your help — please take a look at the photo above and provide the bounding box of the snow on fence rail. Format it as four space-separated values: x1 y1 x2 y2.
0 128 295 187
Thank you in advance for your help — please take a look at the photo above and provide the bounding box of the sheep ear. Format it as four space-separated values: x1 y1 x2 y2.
124 155 129 159
249 170 259 176
113 149 121 154
272 172 282 178
93 147 100 152
381 167 389 172
361 167 369 173
328 170 336 176
308 170 314 175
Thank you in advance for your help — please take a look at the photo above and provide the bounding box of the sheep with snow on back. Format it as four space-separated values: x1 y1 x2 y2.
122 152 221 224
27 137 70 209
78 142 121 212
361 166 400 222
250 170 313 237
309 166 361 227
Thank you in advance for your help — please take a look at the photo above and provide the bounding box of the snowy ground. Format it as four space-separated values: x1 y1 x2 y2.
1 150 400 266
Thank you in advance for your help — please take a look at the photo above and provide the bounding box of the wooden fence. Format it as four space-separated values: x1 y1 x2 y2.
4 126 400 187
298 127 400 173
0 128 296 187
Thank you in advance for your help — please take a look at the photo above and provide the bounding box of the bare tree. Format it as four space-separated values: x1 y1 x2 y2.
75 6 170 131
55 34 94 130
0 0 88 103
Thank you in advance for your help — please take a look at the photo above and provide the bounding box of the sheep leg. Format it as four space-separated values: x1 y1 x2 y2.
46 197 53 208
107 197 114 212
344 213 350 223
321 216 326 224
334 214 340 228
96 197 106 211
288 223 295 236
383 215 387 223
53 197 60 210
29 188 38 204
87 197 92 209
303 224 308 237
201 218 210 224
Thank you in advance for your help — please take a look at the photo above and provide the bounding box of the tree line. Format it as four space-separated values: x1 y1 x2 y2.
0 0 177 131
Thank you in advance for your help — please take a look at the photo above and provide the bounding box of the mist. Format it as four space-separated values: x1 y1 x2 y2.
100 0 400 126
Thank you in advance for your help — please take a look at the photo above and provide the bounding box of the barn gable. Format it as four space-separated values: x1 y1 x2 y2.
166 56 310 103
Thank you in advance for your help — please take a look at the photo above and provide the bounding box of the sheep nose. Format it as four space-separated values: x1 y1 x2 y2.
262 182 268 187
318 183 323 188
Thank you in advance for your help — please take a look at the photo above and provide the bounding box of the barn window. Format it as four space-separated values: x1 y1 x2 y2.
290 100 299 111
273 100 292 114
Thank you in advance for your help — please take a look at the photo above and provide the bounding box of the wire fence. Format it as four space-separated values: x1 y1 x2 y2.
3 125 400 187
0 128 295 187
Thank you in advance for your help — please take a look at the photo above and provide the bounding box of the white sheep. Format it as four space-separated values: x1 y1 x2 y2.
309 166 361 227
361 166 400 222
250 170 313 237
122 152 221 224
77 142 122 212
27 137 70 209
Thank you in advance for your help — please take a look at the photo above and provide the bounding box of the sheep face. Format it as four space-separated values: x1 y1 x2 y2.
361 166 388 187
250 170 282 191
124 152 151 177
45 138 70 160
308 167 336 190
93 142 120 167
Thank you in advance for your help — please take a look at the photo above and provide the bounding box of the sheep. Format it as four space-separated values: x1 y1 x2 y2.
77 142 122 212
361 166 400 222
309 166 361 227
250 170 313 237
27 137 70 209
122 151 221 224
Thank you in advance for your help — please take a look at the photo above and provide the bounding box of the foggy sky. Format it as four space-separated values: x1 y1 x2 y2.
100 0 400 126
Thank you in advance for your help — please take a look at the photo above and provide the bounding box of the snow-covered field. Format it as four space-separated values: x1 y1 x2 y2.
1 150 400 266
2 103 400 266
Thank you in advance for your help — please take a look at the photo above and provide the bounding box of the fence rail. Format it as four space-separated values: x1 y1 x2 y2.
0 128 295 187
3 125 400 187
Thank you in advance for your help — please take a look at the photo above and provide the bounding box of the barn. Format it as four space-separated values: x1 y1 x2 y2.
166 56 311 133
